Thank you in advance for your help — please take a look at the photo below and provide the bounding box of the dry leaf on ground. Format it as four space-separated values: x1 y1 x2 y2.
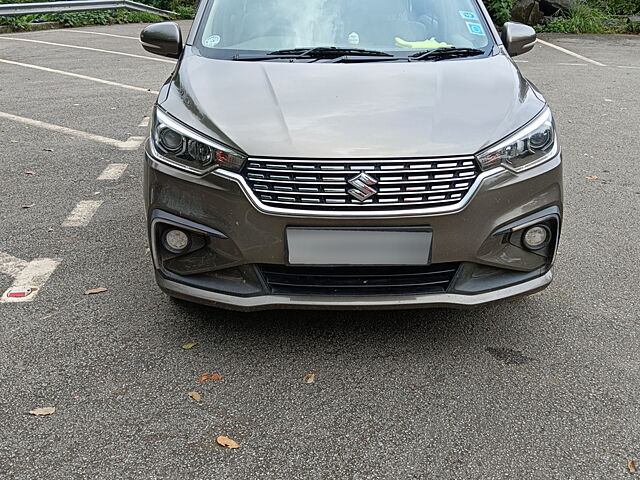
187 392 202 403
25 170 37 175
22 203 36 209
216 435 239 449
28 407 55 416
84 287 107 295
586 176 599 180
304 373 315 384
197 373 223 383
181 342 199 350
629 460 638 473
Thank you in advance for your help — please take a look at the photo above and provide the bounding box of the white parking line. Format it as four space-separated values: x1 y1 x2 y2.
62 201 104 227
0 58 158 94
73 30 139 40
0 37 176 64
97 163 128 180
536 39 606 67
0 111 145 151
0 252 60 304
618 65 640 69
557 62 587 66
138 116 150 127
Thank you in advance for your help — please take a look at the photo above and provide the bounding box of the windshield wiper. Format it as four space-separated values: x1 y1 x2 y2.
234 46 394 61
270 47 393 58
410 47 485 61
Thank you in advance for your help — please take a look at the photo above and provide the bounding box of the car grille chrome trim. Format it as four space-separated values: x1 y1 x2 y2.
241 156 480 212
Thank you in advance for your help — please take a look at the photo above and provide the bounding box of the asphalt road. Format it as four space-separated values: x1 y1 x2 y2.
0 23 639 479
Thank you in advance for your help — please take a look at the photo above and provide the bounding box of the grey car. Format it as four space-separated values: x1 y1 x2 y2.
140 0 562 311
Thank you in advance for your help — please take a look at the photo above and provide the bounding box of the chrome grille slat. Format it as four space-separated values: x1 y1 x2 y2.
247 165 474 175
244 157 479 211
254 186 469 196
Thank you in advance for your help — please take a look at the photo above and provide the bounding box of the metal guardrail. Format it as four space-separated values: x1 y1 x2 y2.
0 0 176 18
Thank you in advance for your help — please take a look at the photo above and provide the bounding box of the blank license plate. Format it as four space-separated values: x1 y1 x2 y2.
286 228 432 266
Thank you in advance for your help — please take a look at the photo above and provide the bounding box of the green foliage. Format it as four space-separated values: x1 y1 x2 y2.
588 0 640 15
487 0 514 25
0 0 194 31
540 3 607 33
175 5 196 19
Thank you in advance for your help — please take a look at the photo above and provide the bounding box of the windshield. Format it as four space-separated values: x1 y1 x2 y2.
197 0 492 59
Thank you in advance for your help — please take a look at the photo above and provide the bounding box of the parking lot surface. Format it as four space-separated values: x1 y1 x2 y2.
0 22 639 479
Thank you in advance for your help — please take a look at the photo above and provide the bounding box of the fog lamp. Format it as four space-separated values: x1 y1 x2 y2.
163 229 190 253
522 225 550 250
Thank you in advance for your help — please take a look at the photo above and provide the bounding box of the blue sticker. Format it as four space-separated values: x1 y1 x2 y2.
459 10 477 20
466 22 485 36
204 35 221 48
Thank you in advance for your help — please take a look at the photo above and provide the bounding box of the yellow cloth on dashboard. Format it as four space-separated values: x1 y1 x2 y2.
394 37 452 49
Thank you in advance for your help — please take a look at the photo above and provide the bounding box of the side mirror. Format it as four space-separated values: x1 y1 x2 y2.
501 22 537 57
140 22 183 59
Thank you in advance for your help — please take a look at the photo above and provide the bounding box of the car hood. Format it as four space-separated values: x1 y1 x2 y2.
160 50 545 158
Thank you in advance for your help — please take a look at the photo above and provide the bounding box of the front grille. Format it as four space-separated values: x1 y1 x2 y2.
259 263 460 296
243 157 479 211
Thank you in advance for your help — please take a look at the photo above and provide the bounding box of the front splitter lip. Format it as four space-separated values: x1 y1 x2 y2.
158 270 553 311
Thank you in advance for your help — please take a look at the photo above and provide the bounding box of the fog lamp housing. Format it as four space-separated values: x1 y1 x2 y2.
163 229 191 253
522 225 550 250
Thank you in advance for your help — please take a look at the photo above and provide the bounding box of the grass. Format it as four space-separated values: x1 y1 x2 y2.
538 3 608 33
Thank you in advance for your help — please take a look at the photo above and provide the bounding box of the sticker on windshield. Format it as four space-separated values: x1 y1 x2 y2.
466 22 485 36
348 32 360 45
204 35 221 48
459 11 477 20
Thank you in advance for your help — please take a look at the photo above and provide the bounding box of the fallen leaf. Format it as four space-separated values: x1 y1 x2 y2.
47 227 54 233
586 176 598 180
84 287 107 295
22 203 36 209
197 373 223 384
304 373 315 384
110 107 117 110
29 407 55 416
187 391 202 403
567 120 573 123
181 342 199 350
25 170 37 175
43 148 54 152
629 460 638 473
216 435 239 449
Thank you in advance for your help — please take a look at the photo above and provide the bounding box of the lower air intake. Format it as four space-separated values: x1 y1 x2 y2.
259 263 460 296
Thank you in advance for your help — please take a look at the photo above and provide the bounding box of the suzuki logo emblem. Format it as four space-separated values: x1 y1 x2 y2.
347 172 378 202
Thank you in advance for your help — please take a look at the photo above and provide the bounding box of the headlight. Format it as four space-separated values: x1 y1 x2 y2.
477 108 557 172
151 108 246 174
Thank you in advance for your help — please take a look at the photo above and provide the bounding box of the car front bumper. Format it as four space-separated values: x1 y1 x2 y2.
144 143 563 311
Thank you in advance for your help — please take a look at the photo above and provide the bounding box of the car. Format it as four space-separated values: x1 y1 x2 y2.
140 0 562 311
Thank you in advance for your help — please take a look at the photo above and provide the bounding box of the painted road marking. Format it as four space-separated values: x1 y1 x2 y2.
0 58 158 94
537 39 606 67
0 111 145 150
618 65 640 69
557 62 587 66
62 201 104 227
97 163 128 180
0 37 176 64
0 252 60 304
138 116 150 127
73 30 138 40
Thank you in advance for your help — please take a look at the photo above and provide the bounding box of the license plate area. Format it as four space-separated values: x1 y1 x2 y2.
286 228 432 266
